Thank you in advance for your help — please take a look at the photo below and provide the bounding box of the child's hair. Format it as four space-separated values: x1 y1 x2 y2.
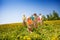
39 14 41 15
34 13 37 16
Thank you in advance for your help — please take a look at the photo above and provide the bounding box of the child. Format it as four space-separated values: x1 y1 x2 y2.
37 14 43 25
27 17 33 33
22 15 26 26
33 13 38 28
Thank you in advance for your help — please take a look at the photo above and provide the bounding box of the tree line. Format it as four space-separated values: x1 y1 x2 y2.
42 10 60 21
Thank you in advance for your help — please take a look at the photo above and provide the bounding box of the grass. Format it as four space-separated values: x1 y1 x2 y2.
0 20 60 40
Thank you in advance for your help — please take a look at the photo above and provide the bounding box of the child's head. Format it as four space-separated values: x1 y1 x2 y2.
27 17 31 20
34 13 37 16
23 14 25 17
39 14 42 15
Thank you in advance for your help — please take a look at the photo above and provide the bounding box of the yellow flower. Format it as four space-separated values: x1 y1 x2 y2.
34 35 37 38
27 37 31 40
23 36 31 40
51 36 58 40
34 34 40 38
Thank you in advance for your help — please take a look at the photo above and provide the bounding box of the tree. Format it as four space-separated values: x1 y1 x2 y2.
47 15 50 20
42 15 46 21
52 10 59 20
46 10 60 20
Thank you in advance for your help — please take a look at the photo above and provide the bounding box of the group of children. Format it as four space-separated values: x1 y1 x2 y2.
22 13 43 33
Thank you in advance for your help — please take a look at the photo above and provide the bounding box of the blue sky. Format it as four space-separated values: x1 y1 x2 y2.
0 0 60 24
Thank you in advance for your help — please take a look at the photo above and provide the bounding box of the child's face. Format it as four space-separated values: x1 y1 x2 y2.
28 18 31 20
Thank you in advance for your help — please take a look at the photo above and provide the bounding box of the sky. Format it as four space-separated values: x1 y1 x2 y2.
0 0 60 24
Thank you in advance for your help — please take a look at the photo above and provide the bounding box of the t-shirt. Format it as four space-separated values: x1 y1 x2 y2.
34 16 38 22
37 17 40 21
27 19 33 25
39 15 42 20
22 16 26 21
30 16 34 21
37 15 42 21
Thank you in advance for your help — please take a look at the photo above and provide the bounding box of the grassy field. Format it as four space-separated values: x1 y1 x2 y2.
0 20 60 40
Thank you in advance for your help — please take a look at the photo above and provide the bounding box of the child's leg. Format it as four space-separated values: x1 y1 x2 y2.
34 22 38 28
23 20 26 26
40 20 43 25
27 25 32 33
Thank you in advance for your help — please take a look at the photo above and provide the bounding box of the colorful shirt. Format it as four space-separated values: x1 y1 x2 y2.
30 16 34 21
22 16 26 21
27 18 33 25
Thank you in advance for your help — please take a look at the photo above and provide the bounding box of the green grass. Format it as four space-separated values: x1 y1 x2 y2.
0 20 60 40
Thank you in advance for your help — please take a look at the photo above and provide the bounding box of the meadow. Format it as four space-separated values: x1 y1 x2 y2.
0 20 60 40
